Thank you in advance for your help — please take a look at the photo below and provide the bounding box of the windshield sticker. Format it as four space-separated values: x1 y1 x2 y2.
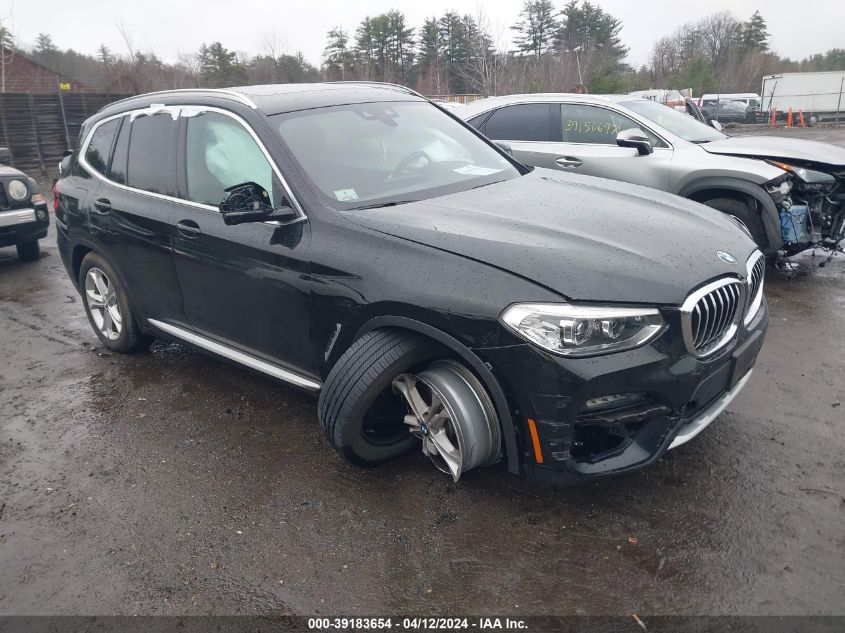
453 165 501 176
334 188 359 201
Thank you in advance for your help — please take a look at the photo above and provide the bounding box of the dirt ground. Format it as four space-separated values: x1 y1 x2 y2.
0 126 844 617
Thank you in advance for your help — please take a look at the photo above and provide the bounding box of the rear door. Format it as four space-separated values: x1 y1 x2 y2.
79 111 185 324
171 108 317 379
474 103 556 168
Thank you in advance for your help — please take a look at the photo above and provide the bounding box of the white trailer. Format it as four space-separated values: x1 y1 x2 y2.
761 71 845 125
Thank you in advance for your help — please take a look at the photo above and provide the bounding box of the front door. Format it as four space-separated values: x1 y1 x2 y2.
170 109 317 379
544 103 673 190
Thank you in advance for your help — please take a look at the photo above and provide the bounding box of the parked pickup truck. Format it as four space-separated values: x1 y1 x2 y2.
0 148 50 261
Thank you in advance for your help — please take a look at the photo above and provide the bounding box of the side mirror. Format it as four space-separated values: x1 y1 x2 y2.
59 155 72 177
0 147 10 164
616 128 653 155
220 181 297 226
710 120 723 132
494 141 513 157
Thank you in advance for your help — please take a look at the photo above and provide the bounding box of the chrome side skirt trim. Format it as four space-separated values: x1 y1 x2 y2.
148 319 321 391
668 369 753 450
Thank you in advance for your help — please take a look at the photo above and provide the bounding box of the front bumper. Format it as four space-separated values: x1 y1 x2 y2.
0 207 49 247
475 299 768 486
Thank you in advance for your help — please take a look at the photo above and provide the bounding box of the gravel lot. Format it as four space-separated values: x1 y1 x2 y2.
1 126 844 618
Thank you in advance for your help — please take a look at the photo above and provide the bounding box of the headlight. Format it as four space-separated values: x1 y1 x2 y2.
500 303 665 357
7 179 28 200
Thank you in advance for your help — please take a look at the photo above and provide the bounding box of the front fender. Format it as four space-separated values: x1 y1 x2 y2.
678 177 783 252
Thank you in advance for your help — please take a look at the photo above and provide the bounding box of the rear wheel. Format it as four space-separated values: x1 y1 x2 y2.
701 196 768 251
318 330 501 480
79 252 153 353
16 240 40 261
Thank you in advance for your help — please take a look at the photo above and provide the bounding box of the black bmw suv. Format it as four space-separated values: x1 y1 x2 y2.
56 83 768 485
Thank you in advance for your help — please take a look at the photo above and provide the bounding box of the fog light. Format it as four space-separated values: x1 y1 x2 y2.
583 393 644 411
36 208 47 221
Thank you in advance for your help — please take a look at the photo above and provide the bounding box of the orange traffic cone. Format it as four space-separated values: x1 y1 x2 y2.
769 108 777 127
799 110 806 127
787 107 793 128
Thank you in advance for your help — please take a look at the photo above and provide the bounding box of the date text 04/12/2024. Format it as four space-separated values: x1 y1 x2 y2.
307 618 529 630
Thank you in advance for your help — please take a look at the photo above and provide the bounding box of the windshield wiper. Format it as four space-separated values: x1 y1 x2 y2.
348 199 419 210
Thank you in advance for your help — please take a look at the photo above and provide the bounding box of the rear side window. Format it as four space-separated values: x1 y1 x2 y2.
184 112 274 207
466 114 488 130
84 119 120 175
484 104 551 142
126 113 176 195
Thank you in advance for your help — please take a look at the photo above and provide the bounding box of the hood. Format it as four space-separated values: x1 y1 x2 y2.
701 135 845 170
347 170 757 305
0 164 28 179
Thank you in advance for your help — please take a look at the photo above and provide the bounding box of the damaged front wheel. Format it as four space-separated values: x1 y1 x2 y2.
318 330 500 480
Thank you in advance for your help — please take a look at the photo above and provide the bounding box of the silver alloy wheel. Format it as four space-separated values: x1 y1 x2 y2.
392 360 500 482
85 267 123 341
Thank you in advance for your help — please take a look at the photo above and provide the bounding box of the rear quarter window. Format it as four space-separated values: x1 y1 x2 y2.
109 117 130 185
84 118 120 175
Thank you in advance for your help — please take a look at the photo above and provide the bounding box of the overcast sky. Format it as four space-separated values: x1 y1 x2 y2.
8 0 845 70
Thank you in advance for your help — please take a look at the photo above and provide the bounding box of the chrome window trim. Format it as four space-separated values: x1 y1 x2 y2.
744 250 765 326
680 276 747 358
77 104 307 223
148 319 321 391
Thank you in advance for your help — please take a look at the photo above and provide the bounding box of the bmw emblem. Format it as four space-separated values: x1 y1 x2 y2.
420 423 429 436
717 251 737 264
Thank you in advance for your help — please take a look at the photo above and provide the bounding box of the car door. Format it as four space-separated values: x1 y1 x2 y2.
170 108 317 379
80 110 185 324
543 103 673 190
473 103 558 168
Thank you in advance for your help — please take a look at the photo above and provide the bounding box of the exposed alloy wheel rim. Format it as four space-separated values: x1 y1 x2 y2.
85 267 123 341
392 360 500 482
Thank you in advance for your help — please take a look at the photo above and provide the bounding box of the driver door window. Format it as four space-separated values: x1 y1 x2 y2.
559 104 661 147
184 112 274 207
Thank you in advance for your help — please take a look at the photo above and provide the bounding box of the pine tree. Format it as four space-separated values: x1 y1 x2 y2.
323 27 353 80
198 42 247 87
511 0 558 59
35 33 58 56
97 44 114 67
740 10 769 52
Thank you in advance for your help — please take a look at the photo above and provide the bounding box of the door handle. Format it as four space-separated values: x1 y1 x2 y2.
176 220 201 237
93 198 111 213
555 156 583 168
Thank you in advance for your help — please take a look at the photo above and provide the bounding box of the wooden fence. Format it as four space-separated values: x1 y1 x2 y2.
0 92 131 176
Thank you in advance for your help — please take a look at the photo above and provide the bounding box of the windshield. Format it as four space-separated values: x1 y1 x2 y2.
621 100 727 143
270 101 520 210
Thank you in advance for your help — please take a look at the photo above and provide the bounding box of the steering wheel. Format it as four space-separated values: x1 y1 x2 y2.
386 151 433 183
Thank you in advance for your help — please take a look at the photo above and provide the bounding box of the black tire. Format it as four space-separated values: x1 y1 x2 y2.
701 196 768 251
318 329 444 466
16 240 41 261
78 252 153 353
